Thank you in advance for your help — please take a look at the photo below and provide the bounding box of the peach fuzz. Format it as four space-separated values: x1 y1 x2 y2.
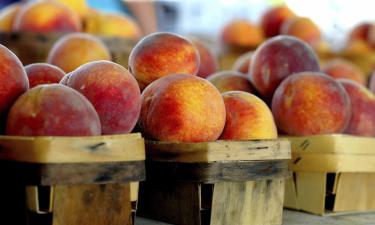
6 84 101 136
47 33 111 73
128 32 200 89
272 72 351 135
0 44 29 132
220 91 277 140
140 74 226 142
67 61 141 135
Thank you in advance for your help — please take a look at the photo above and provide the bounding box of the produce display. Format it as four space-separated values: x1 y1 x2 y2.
0 1 375 139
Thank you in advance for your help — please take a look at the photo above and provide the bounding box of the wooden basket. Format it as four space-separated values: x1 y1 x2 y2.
0 133 145 225
138 139 291 225
284 134 375 215
0 32 135 68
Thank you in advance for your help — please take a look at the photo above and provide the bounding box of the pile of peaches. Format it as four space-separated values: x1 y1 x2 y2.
1 3 375 142
0 0 141 40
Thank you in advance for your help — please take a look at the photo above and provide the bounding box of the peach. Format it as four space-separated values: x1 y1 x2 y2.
338 79 375 136
322 59 366 86
6 84 101 136
191 39 218 78
220 91 277 140
232 51 253 74
280 17 321 46
84 11 141 40
140 74 226 142
250 35 320 101
25 63 66 88
47 33 111 73
220 19 264 48
67 60 141 135
347 22 373 43
0 3 20 32
206 71 256 94
272 72 351 135
13 1 81 32
260 5 296 38
0 44 29 132
128 32 200 89
59 72 71 85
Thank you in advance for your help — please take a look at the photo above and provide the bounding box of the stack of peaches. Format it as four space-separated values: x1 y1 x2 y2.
216 4 375 138
0 28 278 143
1 2 375 142
0 0 141 40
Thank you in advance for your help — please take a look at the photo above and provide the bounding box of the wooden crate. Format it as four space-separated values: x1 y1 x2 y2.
0 32 135 68
0 133 145 225
284 134 375 215
138 139 291 225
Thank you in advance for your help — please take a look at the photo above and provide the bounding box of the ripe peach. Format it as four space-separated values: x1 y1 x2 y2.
250 35 320 101
347 22 373 43
260 5 296 38
231 51 253 74
0 3 20 32
191 39 218 78
6 84 101 136
272 72 351 135
25 63 66 88
338 79 375 136
221 19 264 48
220 91 277 140
13 1 81 32
0 44 29 132
84 11 141 40
140 74 226 142
322 59 366 86
128 32 200 89
47 33 111 73
206 71 256 94
67 61 141 135
280 17 321 46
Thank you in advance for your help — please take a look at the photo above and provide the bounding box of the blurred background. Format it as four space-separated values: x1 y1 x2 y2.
155 0 374 48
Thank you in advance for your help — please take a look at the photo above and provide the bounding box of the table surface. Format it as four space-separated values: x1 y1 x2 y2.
136 209 375 225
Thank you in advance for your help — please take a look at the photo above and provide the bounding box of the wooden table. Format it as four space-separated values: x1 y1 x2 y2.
136 209 375 225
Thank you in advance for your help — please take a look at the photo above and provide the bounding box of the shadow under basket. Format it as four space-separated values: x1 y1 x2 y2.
284 134 375 216
138 139 291 225
0 133 145 225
